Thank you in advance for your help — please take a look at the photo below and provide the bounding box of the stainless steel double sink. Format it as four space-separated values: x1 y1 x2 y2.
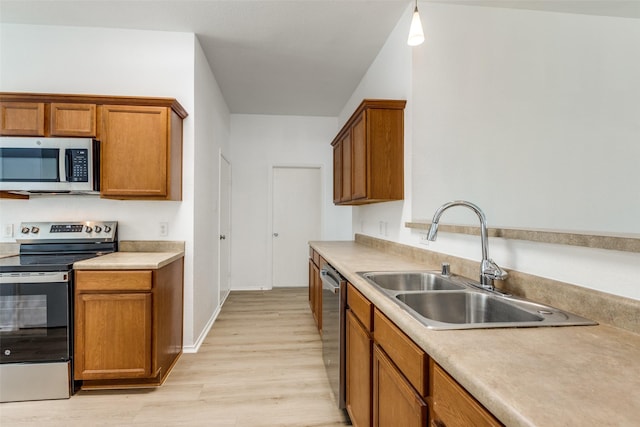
358 271 596 330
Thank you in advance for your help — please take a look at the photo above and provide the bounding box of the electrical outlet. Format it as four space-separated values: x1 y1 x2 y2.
2 223 13 238
159 222 169 237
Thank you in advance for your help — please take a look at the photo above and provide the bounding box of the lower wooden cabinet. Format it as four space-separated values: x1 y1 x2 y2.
340 280 503 427
75 291 153 379
308 247 323 332
74 259 184 389
346 310 372 427
373 344 428 427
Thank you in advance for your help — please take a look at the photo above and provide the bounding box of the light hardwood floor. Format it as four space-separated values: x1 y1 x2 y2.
0 288 351 427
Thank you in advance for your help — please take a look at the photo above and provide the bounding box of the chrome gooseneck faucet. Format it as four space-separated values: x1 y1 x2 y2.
426 200 508 290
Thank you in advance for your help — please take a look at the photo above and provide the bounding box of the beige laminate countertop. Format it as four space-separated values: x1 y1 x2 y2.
74 251 183 270
310 240 640 427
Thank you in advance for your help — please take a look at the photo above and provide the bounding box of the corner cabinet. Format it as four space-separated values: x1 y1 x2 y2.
74 258 184 389
331 99 406 205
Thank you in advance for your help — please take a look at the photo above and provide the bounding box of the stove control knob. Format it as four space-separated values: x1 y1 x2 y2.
85 226 93 233
31 226 40 234
21 227 30 234
104 225 112 233
94 225 102 233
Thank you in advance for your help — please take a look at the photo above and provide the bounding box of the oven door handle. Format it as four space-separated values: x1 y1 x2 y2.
0 272 69 284
320 268 341 294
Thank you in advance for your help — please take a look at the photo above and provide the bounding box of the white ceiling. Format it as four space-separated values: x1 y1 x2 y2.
1 0 639 116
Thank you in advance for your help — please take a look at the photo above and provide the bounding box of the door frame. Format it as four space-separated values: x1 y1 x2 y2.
218 151 232 303
268 164 325 289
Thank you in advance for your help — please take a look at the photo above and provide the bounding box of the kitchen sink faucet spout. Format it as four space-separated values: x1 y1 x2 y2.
426 200 507 290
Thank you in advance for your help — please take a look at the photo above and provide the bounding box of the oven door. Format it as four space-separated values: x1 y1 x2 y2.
0 272 71 364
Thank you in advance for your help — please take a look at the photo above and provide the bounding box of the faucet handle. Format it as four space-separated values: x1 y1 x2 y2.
482 258 508 280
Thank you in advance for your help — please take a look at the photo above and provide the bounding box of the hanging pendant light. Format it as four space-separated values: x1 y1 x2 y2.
407 0 424 46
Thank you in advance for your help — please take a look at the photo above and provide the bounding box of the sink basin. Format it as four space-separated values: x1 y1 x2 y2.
396 292 543 324
360 271 465 292
357 270 597 330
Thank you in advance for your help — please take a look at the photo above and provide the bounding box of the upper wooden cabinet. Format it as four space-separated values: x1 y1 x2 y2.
331 99 406 205
100 105 182 200
0 102 46 136
0 93 187 200
50 103 96 137
0 101 96 137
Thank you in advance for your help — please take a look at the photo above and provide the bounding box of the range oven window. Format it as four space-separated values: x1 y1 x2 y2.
0 281 70 363
0 294 48 331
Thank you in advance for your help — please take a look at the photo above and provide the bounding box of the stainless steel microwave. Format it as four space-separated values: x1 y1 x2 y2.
0 137 99 194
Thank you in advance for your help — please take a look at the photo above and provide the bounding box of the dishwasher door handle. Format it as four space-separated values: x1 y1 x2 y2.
320 268 341 294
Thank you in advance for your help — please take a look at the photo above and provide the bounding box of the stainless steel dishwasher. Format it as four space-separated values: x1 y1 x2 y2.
320 262 347 410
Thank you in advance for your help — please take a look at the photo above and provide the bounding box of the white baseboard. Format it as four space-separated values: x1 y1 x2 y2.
182 305 221 354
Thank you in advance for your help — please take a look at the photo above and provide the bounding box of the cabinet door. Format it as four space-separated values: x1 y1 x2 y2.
100 105 170 198
0 102 45 136
340 130 352 203
373 345 428 427
346 310 372 427
333 142 342 203
311 260 321 330
309 258 316 313
351 112 367 200
50 103 96 137
74 292 152 380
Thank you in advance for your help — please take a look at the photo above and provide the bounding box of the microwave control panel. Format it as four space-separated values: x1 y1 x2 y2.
67 149 89 182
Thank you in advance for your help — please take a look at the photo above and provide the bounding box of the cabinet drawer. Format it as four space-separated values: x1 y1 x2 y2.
348 283 373 332
76 270 152 291
374 309 428 397
431 362 502 427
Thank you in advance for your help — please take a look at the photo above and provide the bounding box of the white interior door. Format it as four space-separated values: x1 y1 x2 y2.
272 166 321 287
219 154 231 303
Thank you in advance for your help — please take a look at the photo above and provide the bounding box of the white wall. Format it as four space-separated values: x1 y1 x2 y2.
229 114 349 290
190 37 231 350
346 4 640 301
0 23 231 348
412 3 640 234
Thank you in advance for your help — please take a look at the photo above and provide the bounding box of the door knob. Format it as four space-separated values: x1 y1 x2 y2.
273 233 279 237
220 235 226 240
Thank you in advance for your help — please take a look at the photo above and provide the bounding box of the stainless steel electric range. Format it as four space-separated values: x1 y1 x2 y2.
0 221 117 403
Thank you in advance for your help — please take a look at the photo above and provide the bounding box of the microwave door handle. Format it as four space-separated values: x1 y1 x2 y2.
63 149 72 182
